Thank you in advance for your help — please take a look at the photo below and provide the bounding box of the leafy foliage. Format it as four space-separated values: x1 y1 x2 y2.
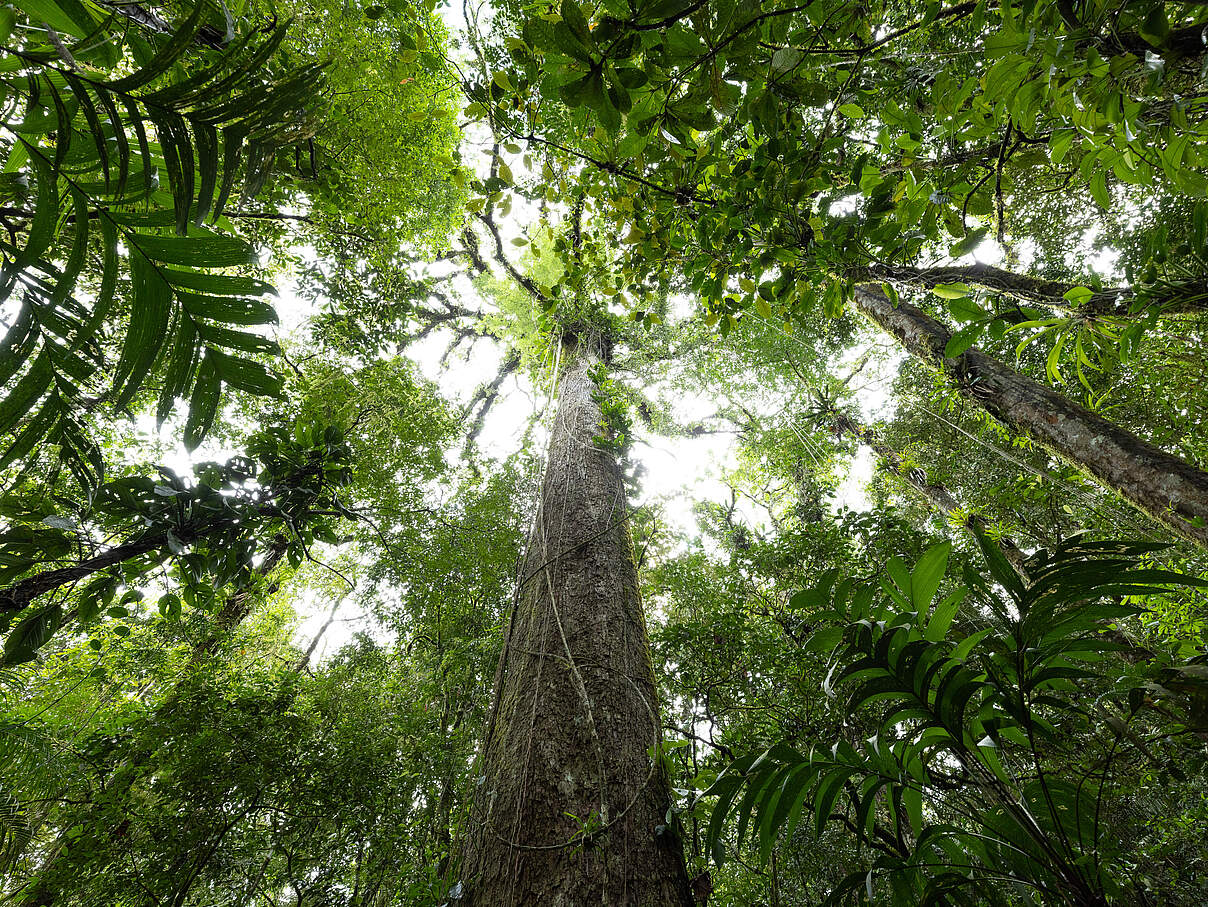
0 418 354 665
267 0 465 255
0 0 322 480
486 0 1208 331
0 1 1206 905
703 535 1208 904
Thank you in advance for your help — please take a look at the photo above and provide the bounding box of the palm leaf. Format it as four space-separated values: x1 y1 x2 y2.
0 0 323 483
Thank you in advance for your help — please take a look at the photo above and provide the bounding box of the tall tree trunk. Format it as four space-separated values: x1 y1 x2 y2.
853 286 1208 549
462 335 692 906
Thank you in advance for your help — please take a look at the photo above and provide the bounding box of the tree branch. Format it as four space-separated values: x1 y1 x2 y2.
464 351 522 448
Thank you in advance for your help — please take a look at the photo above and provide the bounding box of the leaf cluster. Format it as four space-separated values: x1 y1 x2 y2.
704 534 1208 904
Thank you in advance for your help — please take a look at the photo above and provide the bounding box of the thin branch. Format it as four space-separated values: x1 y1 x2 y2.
477 211 547 303
464 351 522 448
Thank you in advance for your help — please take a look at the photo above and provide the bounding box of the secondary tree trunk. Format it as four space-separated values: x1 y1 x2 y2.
462 335 692 906
824 406 1030 572
853 285 1208 550
868 263 1207 318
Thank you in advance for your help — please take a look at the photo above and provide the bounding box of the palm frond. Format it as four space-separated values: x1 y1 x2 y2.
0 0 323 486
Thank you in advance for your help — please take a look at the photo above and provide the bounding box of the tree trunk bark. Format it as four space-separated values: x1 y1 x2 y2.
852 286 1208 550
462 336 692 906
870 263 1208 318
870 263 1129 316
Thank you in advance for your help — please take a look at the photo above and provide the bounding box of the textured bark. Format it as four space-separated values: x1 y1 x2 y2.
853 285 1208 550
0 530 183 614
0 516 287 616
872 263 1208 319
462 338 692 906
1111 22 1208 57
870 263 1129 315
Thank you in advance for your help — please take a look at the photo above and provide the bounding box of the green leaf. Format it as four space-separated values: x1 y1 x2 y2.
950 628 992 662
12 0 94 38
704 754 760 865
759 762 813 861
0 395 62 473
1139 6 1170 46
837 103 865 119
946 296 983 323
972 528 1025 602
158 592 182 619
1089 170 1110 209
559 74 592 108
158 111 195 233
1 604 62 667
106 0 209 93
1049 129 1075 165
208 348 282 396
157 317 199 425
183 353 221 450
924 589 965 643
0 352 53 436
814 767 852 837
78 575 116 624
949 228 989 258
943 324 982 358
803 626 844 653
559 0 594 51
665 23 704 58
162 269 274 297
20 149 60 265
902 784 923 838
0 305 39 389
911 542 951 612
192 120 220 225
179 292 278 325
195 323 278 356
1062 286 1095 307
615 67 649 90
111 253 172 407
931 282 973 300
131 232 257 268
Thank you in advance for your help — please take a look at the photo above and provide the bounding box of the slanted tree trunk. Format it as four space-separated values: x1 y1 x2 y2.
824 406 1030 572
462 334 692 906
853 286 1208 550
868 262 1206 318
